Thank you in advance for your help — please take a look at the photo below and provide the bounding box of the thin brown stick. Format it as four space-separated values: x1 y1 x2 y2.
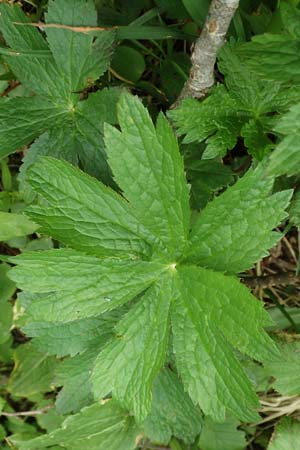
13 22 116 34
173 0 239 107
1 405 53 417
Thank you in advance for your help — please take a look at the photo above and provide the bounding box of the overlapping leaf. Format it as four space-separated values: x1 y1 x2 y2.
0 1 117 180
17 401 139 450
10 92 291 425
143 368 203 444
169 46 300 159
268 103 300 177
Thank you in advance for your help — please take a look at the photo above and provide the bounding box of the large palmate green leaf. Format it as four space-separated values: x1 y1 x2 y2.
0 1 116 180
10 93 291 425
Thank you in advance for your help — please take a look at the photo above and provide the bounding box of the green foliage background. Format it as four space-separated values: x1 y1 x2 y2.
1 0 300 449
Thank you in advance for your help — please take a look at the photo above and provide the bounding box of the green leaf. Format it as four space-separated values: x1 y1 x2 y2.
170 45 300 160
55 347 102 414
23 315 115 358
0 264 15 345
105 93 190 259
0 212 38 241
280 2 300 38
168 85 242 159
172 266 266 422
186 167 292 273
11 92 286 424
143 368 203 444
160 52 190 103
92 275 172 422
116 25 192 40
183 146 233 209
0 97 65 159
10 249 166 322
17 401 139 450
198 416 246 450
182 0 209 25
35 399 64 433
289 190 300 227
8 343 57 398
268 103 300 177
234 34 300 84
265 336 300 396
0 2 115 178
45 0 114 93
177 266 277 362
268 417 300 450
25 158 154 257
111 45 145 82
0 3 63 99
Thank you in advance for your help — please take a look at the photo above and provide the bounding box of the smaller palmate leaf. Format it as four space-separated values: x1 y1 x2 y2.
143 368 203 445
104 93 190 259
172 268 260 422
9 249 166 322
168 85 243 159
0 2 114 100
25 158 155 257
92 274 172 422
17 401 139 450
186 167 292 273
0 1 115 174
169 46 300 160
18 88 122 189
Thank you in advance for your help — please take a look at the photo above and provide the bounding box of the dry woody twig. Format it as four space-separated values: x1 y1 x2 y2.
174 0 239 107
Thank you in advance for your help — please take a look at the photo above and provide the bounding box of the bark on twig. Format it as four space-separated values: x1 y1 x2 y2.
173 0 239 107
1 405 53 417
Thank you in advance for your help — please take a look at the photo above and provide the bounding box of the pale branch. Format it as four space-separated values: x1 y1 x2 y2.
173 0 239 107
1 405 53 417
